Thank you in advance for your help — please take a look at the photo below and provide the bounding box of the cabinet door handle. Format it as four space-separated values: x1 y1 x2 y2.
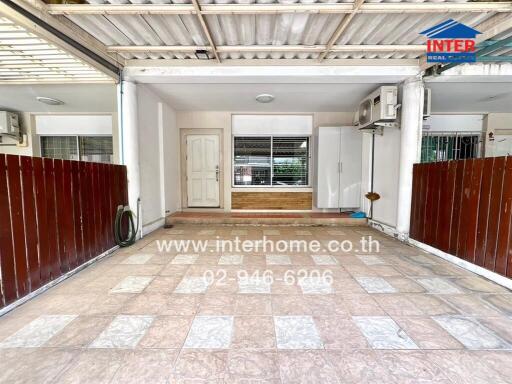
338 162 342 173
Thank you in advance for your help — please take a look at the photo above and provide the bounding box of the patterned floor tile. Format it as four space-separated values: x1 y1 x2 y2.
0 315 77 348
238 277 272 294
174 277 211 294
184 316 234 349
90 315 154 349
311 255 338 265
356 277 397 293
416 277 463 294
122 254 153 265
353 316 419 350
110 276 153 294
298 277 333 294
357 255 386 265
171 254 198 265
266 254 292 265
433 316 511 350
274 316 323 349
218 254 244 265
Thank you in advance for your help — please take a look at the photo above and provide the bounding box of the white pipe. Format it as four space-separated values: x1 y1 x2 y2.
395 76 424 240
120 80 141 238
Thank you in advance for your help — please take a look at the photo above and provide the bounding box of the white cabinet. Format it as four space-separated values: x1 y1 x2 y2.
316 126 362 209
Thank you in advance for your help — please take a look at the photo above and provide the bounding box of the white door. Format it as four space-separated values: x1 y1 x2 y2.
186 135 220 207
316 127 341 208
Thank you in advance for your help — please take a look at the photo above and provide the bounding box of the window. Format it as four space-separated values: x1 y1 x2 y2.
421 132 483 163
41 135 113 163
40 136 79 161
233 136 310 187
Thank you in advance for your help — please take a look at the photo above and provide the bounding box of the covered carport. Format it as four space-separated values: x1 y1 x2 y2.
0 0 512 382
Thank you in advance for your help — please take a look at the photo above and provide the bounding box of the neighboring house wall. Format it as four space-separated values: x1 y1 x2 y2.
484 113 512 157
0 113 117 161
0 112 36 156
137 85 179 233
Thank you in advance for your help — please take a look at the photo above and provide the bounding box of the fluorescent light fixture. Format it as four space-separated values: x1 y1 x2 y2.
195 49 211 60
36 96 64 105
255 94 274 103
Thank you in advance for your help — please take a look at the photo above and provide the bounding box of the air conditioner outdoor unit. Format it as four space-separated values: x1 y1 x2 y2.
0 111 20 138
356 86 398 132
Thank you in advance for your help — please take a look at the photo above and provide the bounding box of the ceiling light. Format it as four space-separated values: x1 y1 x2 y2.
256 94 275 103
36 96 64 105
195 49 211 60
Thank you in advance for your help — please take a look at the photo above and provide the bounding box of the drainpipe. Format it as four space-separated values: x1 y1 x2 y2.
396 76 424 240
119 80 142 239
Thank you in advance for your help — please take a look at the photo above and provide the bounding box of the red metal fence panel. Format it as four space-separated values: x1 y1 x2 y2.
410 156 512 278
0 154 127 309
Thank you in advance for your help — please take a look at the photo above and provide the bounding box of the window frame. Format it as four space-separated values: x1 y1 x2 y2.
39 134 113 163
232 134 311 188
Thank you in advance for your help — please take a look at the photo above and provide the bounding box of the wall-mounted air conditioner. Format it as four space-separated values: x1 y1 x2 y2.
356 86 398 132
0 111 20 138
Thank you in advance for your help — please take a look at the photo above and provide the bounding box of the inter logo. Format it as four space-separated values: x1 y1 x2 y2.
420 19 481 63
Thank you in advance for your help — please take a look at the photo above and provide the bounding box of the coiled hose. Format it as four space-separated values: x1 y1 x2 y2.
114 199 140 247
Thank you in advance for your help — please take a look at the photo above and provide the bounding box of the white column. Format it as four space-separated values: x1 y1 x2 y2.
119 80 141 237
396 76 424 240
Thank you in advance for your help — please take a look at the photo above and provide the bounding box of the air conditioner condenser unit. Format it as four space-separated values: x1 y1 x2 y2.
356 86 398 132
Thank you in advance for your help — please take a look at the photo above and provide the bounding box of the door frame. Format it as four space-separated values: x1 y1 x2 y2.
180 128 224 209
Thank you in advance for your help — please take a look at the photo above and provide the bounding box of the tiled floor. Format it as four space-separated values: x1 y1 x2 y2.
1 224 512 383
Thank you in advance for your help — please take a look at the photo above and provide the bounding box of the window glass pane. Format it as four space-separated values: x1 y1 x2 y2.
272 137 309 186
40 136 78 160
421 133 481 163
79 136 113 164
233 136 271 185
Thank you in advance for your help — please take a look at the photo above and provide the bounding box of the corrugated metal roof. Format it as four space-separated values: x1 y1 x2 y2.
0 15 115 83
42 0 512 62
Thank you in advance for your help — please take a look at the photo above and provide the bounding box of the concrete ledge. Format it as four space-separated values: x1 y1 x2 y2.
409 239 512 291
166 212 366 226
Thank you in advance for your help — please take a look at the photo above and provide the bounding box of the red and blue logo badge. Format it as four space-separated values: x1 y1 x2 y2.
421 19 481 63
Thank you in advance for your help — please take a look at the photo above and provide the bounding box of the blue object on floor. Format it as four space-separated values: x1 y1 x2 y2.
350 211 366 218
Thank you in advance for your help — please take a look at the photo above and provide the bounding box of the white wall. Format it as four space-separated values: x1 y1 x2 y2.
369 128 401 227
137 85 179 232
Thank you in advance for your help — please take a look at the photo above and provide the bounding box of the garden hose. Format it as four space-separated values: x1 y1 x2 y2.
114 198 140 247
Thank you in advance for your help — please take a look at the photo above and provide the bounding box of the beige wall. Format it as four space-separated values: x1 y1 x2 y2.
176 111 355 211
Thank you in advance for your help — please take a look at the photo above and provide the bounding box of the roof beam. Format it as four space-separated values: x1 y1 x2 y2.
0 0 123 78
47 2 512 15
318 0 365 62
107 44 426 53
190 0 220 63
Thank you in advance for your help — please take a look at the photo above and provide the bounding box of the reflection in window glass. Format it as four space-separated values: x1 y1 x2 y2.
272 137 309 186
234 136 272 186
233 136 310 186
40 136 79 161
79 136 113 163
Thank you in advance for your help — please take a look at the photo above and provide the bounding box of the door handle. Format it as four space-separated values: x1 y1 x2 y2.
216 165 219 182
